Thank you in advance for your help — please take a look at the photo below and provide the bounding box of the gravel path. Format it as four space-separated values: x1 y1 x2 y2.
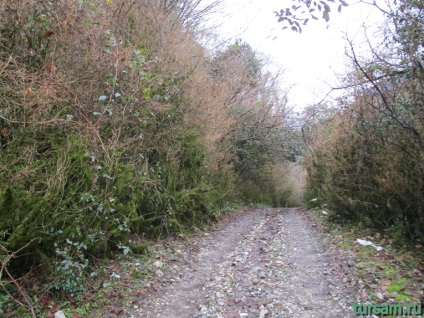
130 208 355 318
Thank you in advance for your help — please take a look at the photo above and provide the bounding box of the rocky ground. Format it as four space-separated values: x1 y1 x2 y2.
126 208 358 318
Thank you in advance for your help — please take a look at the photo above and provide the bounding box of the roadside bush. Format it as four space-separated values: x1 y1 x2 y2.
0 0 297 308
0 0 234 280
303 0 424 243
303 89 424 242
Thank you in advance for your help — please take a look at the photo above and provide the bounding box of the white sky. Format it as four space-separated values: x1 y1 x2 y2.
203 0 387 110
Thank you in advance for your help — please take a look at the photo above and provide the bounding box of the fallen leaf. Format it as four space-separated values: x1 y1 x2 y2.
1 127 9 138
112 308 124 315
84 292 93 298
133 289 147 296
72 312 81 318
52 302 61 311
23 87 32 96
40 295 52 307
46 311 54 318
47 63 56 73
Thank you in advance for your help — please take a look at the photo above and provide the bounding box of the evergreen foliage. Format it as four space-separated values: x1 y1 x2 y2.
0 0 298 303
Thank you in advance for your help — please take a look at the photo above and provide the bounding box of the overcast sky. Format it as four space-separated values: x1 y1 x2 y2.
203 0 387 110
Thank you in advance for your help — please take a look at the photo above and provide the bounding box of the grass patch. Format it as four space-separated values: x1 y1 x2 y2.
395 293 411 301
383 267 399 277
357 246 377 255
387 278 410 293
387 284 404 293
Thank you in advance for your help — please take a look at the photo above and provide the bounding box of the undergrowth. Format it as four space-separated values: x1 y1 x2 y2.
309 208 424 310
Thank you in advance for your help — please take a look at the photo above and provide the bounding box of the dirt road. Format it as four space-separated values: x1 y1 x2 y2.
129 208 356 317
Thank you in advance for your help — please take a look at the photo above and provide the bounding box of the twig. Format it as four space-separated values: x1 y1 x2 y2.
347 39 422 145
3 266 36 318
97 31 120 122
0 55 13 76
49 76 113 164
0 114 72 125
0 240 38 318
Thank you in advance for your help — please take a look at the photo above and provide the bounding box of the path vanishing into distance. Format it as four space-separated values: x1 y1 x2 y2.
124 208 360 318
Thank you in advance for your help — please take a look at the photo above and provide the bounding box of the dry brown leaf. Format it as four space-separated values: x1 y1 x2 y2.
23 87 32 96
1 127 9 138
46 311 54 318
47 63 56 73
40 295 52 307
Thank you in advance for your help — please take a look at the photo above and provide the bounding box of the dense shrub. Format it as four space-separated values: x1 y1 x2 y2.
303 0 424 242
0 0 297 303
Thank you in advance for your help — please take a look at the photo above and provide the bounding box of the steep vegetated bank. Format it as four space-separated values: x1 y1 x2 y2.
0 0 300 310
302 0 423 244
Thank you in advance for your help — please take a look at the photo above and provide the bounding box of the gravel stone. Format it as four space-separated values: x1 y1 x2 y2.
127 208 360 317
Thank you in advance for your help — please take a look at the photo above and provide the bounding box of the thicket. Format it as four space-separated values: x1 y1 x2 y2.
303 0 424 243
209 40 302 206
0 0 299 308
